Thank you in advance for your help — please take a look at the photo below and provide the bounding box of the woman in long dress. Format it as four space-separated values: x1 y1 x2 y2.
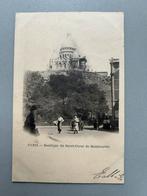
57 116 64 134
73 116 79 134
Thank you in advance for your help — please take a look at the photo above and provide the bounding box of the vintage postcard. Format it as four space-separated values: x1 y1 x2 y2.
12 12 124 183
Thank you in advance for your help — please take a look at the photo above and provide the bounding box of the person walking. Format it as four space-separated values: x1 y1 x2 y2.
57 116 64 134
73 116 79 134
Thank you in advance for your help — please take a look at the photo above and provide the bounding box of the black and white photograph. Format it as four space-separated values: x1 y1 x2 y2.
12 12 124 183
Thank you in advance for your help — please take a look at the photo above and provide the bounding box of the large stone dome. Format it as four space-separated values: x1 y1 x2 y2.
49 33 87 71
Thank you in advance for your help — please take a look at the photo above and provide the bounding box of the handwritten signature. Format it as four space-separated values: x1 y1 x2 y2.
93 167 124 181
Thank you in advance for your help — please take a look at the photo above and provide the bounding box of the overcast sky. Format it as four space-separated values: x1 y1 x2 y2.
15 12 124 73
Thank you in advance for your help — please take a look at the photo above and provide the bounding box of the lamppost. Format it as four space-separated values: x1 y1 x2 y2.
110 58 115 123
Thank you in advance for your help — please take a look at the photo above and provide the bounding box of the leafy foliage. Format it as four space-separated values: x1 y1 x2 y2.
23 71 109 124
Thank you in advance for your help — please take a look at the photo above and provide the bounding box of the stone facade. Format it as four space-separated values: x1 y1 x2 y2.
49 34 88 71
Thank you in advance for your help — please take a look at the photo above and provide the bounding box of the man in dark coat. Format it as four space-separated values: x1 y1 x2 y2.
24 105 39 135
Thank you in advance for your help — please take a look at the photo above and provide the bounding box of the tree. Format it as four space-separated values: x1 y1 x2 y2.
49 71 109 121
24 70 109 124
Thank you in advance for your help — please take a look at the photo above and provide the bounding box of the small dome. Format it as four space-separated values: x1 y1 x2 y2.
60 33 77 49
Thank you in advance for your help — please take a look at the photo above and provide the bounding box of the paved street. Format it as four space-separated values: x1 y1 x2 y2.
37 125 117 134
37 125 108 136
34 125 119 144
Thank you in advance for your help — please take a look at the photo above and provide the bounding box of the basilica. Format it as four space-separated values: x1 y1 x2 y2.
49 34 88 71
